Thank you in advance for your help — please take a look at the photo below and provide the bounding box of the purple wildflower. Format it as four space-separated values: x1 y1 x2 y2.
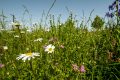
112 1 116 7
106 12 114 18
109 5 114 11
43 45 47 49
110 13 114 18
118 9 120 16
106 12 110 17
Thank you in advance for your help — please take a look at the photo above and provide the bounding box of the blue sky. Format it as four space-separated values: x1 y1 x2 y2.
0 0 114 27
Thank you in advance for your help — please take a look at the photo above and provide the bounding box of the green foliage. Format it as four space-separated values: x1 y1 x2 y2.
92 15 104 29
0 14 120 80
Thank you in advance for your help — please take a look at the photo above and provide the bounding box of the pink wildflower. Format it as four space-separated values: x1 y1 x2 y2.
60 45 65 48
0 64 5 68
43 45 47 49
79 65 86 73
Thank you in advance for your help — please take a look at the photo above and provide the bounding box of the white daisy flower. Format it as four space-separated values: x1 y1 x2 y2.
34 38 43 42
3 46 8 50
16 52 40 62
45 44 55 53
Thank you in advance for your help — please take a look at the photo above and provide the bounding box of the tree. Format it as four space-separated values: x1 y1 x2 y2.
92 15 104 29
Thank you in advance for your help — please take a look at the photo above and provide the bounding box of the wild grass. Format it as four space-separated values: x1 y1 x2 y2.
0 12 120 80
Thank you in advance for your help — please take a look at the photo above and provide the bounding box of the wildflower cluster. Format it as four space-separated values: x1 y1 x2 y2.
1 20 93 80
72 64 86 73
106 0 120 18
16 44 55 62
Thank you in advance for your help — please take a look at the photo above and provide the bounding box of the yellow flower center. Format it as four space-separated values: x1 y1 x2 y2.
49 48 53 51
26 52 32 56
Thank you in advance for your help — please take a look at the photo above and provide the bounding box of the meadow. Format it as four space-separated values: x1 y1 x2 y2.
0 12 120 80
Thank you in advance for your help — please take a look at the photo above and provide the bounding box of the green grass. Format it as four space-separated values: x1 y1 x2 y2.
0 15 120 80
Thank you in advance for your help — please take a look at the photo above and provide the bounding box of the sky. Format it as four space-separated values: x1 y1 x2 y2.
0 0 114 28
